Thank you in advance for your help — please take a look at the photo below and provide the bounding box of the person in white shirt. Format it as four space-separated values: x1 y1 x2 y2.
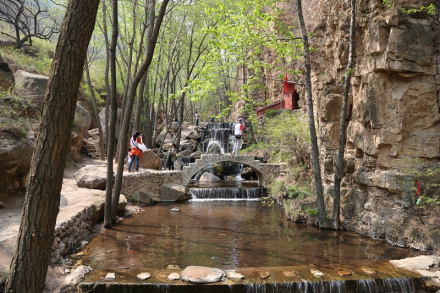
195 112 200 126
233 118 245 155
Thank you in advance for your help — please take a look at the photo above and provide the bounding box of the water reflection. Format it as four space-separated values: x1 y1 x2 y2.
84 201 416 271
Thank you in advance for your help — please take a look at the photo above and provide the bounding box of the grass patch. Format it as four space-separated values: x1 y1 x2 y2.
1 38 54 75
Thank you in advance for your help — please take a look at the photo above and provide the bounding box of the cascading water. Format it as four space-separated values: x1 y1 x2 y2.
189 186 263 200
199 122 234 154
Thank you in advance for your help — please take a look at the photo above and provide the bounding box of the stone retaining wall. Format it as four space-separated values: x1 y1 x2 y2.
121 170 183 203
51 205 97 263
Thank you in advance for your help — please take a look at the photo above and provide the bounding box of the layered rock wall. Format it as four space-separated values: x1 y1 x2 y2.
243 0 440 250
301 0 440 251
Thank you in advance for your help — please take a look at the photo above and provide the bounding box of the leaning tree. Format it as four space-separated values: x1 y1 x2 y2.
4 0 100 291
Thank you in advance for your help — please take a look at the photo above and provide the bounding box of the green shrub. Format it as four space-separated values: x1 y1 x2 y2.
261 110 310 165
0 92 38 137
264 109 281 118
305 208 318 217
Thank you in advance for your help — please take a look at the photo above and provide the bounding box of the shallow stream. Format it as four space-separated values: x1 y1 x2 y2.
78 200 425 292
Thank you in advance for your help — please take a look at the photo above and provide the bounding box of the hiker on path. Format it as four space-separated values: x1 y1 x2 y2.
166 143 177 170
128 131 142 172
233 118 245 155
195 112 200 126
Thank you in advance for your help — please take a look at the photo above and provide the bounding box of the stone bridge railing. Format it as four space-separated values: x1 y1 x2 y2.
182 154 282 187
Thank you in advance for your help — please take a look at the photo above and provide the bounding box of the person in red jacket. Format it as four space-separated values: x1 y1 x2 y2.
128 131 142 172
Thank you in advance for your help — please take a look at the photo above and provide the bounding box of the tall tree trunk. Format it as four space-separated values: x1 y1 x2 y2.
85 56 106 160
101 0 110 157
111 0 170 222
296 0 326 228
104 0 119 228
333 0 356 229
4 0 100 292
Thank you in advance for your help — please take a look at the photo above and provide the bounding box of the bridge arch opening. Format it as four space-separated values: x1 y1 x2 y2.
181 155 271 187
188 161 265 187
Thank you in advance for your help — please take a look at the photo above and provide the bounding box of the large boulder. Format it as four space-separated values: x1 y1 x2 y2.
139 150 162 170
181 266 225 284
0 133 35 196
74 165 109 190
199 172 221 182
99 107 122 140
180 139 198 151
0 55 14 91
13 70 48 99
70 104 91 162
160 183 190 201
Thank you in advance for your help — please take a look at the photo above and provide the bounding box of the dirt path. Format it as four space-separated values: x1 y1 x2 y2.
0 157 108 292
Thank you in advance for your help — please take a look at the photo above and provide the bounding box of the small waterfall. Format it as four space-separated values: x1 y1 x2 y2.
199 123 234 154
235 164 244 181
190 187 264 201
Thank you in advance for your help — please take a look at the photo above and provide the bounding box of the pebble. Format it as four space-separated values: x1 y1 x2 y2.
166 264 180 269
104 272 116 280
283 270 298 277
310 269 324 277
168 272 181 281
226 271 245 280
259 271 270 279
337 269 353 276
137 272 151 280
360 266 376 275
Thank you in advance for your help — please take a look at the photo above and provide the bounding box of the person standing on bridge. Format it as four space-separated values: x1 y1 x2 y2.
233 118 245 155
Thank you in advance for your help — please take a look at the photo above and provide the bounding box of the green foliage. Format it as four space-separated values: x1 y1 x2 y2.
401 4 436 15
264 109 281 118
382 0 436 15
0 90 38 137
269 177 313 201
1 40 54 75
305 208 318 217
397 156 440 206
261 110 310 165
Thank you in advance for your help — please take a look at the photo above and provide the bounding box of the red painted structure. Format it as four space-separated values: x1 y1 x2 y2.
256 74 297 117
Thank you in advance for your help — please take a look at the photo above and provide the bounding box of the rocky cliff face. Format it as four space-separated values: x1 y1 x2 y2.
303 0 439 251
243 1 440 250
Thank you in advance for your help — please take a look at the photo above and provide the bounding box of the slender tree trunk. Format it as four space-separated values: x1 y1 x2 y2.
111 0 170 221
85 56 106 160
296 0 326 228
104 0 119 228
102 0 110 157
333 0 356 229
4 0 99 292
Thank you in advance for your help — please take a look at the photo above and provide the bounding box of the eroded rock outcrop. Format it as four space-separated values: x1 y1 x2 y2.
0 55 14 91
0 133 35 197
235 1 440 250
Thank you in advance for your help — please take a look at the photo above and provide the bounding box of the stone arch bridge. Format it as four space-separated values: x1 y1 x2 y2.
182 154 282 187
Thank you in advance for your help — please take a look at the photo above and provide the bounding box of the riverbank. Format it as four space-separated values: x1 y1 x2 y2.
0 158 129 292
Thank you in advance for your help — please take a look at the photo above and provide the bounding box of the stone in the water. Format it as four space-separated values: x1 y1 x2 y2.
390 255 440 271
0 201 3 208
170 207 180 212
283 270 297 277
166 264 180 269
137 272 151 280
310 269 323 277
259 271 270 279
104 272 116 280
360 266 376 275
168 272 180 281
226 271 245 281
181 266 225 284
337 269 352 276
